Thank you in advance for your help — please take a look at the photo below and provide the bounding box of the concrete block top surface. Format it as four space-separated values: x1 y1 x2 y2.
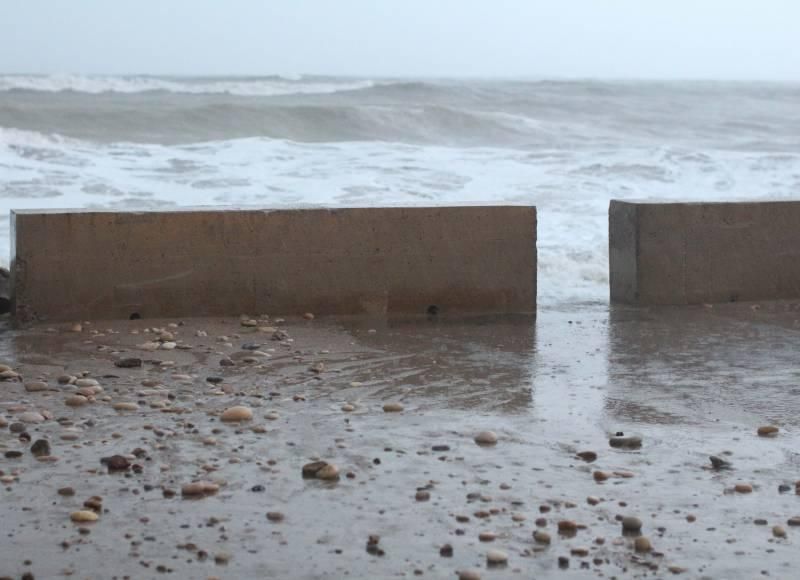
12 204 537 323
609 199 800 305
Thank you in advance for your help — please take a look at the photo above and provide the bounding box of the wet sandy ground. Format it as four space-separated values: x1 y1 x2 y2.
1 302 800 579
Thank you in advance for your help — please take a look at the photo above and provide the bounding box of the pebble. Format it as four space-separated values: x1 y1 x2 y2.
415 490 431 501
634 536 652 552
609 435 642 449
114 358 142 368
0 369 19 380
474 431 498 446
734 483 753 494
593 471 609 482
18 412 45 423
439 544 453 557
710 455 731 469
74 378 99 388
383 402 404 413
587 496 600 505
478 531 497 542
622 516 643 533
571 547 589 557
787 517 800 526
533 530 551 544
757 426 779 437
70 510 98 523
264 411 280 421
773 525 787 538
266 511 285 522
65 395 89 407
316 463 340 481
576 451 597 462
30 439 51 457
486 549 508 566
57 487 75 496
220 406 253 422
558 520 578 534
341 404 355 412
24 381 49 392
112 402 139 411
181 481 220 497
458 570 481 580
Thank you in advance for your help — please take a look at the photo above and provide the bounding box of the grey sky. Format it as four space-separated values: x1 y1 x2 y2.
1 0 798 80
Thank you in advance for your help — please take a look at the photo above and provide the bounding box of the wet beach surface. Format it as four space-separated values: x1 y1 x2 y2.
1 303 800 579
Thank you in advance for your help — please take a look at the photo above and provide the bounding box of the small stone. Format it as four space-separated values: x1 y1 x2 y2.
533 530 551 544
30 439 51 457
24 381 49 392
74 378 99 388
710 455 731 469
757 426 779 437
18 412 45 423
486 549 508 566
571 547 589 557
219 358 235 367
4 450 22 459
458 570 481 580
266 511 284 522
593 471 609 482
341 404 355 412
113 402 139 411
302 461 328 478
70 323 83 333
558 520 578 534
0 369 19 380
576 451 597 462
241 318 258 327
622 516 643 534
264 411 280 421
65 395 89 407
115 358 142 368
440 544 453 557
303 312 315 320
160 342 177 350
478 531 497 542
416 490 431 501
474 431 498 446
181 481 220 497
773 525 787 538
70 510 98 522
787 517 800 526
587 496 600 506
316 463 340 481
558 556 570 569
58 487 75 496
220 406 253 422
734 483 753 494
668 566 688 574
383 402 404 413
609 435 642 449
634 536 652 552
102 455 131 472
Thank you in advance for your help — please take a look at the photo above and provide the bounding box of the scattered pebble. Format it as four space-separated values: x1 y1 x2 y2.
383 402 404 413
70 511 98 523
220 406 254 422
474 431 498 446
757 426 779 437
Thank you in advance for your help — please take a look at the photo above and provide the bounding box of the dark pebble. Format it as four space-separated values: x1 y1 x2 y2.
114 358 142 368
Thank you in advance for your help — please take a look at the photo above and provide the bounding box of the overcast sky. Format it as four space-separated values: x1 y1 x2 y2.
1 0 798 80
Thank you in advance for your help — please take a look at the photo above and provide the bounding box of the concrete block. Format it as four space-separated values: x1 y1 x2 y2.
11 205 537 323
610 200 800 305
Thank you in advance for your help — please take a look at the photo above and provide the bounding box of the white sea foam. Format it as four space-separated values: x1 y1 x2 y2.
0 74 376 96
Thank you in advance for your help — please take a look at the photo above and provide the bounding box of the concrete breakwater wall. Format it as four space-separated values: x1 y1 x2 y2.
11 205 537 323
610 200 800 305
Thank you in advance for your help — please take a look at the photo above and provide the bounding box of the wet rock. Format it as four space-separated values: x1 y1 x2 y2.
478 531 497 542
181 481 220 497
622 516 643 534
779 484 791 493
576 451 597 462
757 426 779 437
474 431 498 446
102 455 131 472
710 455 732 469
24 381 49 392
593 471 609 482
558 556 570 569
30 439 51 457
634 536 652 553
383 402 404 413
734 483 753 494
220 406 253 422
458 570 481 580
440 544 453 557
302 461 328 478
250 484 265 492
0 369 20 381
486 549 508 566
65 395 89 407
533 530 551 544
587 496 600 506
58 487 75 497
558 520 578 534
787 517 800 527
416 490 431 501
316 463 340 481
9 422 26 433
70 510 98 522
219 358 235 367
18 412 45 424
341 404 355 412
773 525 787 538
83 496 103 512
266 511 284 522
4 451 22 459
74 378 99 388
570 547 589 557
609 435 642 449
114 358 142 368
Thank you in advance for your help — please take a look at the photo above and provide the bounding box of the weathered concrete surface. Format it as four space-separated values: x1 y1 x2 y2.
11 205 537 323
609 200 800 305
